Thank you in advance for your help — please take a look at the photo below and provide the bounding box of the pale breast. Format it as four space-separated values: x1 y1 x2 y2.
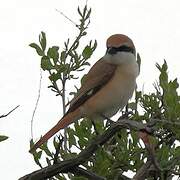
81 62 138 118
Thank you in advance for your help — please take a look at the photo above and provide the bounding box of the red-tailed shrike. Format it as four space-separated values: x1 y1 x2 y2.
30 34 139 152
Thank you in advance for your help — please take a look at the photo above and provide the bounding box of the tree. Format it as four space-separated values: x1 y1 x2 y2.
20 5 180 180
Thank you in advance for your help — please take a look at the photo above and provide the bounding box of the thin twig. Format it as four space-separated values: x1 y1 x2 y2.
62 78 68 151
31 68 42 139
55 9 78 27
152 118 180 126
0 105 20 119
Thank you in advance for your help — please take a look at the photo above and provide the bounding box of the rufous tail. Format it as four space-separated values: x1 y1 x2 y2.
29 109 81 153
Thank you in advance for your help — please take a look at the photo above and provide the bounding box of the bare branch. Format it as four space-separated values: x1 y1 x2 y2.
70 167 105 180
55 9 78 27
152 118 180 126
31 68 42 139
0 105 20 119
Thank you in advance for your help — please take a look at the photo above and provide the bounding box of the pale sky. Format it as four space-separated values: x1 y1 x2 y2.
0 0 180 179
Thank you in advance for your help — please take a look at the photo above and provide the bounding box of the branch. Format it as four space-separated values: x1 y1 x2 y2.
133 144 161 179
70 167 105 180
0 105 20 119
133 160 152 180
31 68 42 139
152 118 180 126
19 119 153 180
55 9 78 27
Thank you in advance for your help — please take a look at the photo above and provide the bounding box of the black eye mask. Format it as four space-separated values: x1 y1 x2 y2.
107 45 135 55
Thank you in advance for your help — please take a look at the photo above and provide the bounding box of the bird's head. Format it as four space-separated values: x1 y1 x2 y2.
104 34 136 65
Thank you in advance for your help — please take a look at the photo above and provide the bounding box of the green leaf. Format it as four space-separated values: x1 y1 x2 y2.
82 46 93 59
85 8 91 20
29 139 34 149
29 43 44 56
93 148 111 176
60 51 66 62
156 60 167 72
53 137 59 150
49 72 60 82
83 5 87 18
92 120 104 134
0 135 8 142
39 31 46 51
171 78 179 89
47 46 59 63
82 61 90 66
67 128 76 148
40 143 53 158
159 146 170 168
174 146 180 157
56 64 68 73
41 56 54 71
77 6 82 17
156 60 169 90
33 151 42 167
128 102 137 111
92 40 97 50
78 136 88 149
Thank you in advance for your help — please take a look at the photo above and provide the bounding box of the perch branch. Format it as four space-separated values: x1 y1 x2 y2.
70 167 106 180
19 119 154 180
133 159 152 180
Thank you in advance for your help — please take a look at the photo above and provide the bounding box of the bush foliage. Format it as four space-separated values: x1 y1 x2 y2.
29 5 180 180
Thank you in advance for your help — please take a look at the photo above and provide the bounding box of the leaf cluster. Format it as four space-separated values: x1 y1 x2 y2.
29 6 96 97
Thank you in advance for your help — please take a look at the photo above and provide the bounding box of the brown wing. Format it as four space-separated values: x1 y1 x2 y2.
66 58 117 113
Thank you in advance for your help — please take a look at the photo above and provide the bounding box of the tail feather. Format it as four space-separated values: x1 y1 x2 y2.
29 109 81 153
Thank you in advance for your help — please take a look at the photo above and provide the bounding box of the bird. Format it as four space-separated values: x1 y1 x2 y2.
29 34 139 153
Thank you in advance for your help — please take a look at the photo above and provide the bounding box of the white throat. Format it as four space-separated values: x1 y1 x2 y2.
103 51 135 64
103 52 139 77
